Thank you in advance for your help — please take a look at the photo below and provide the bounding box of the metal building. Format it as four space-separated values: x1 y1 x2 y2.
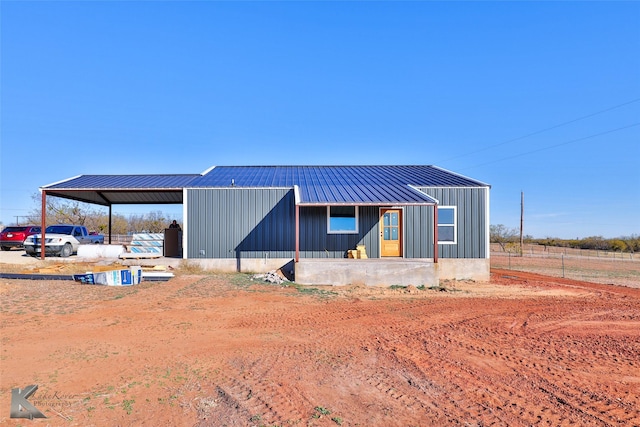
40 165 490 286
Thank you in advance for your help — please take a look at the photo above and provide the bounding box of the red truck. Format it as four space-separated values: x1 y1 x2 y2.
0 225 41 251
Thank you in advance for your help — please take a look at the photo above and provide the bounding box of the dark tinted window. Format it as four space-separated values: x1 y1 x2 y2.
2 226 28 232
46 225 74 234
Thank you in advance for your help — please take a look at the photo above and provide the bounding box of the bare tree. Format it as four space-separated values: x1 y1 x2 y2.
490 224 519 252
28 193 106 228
28 193 177 235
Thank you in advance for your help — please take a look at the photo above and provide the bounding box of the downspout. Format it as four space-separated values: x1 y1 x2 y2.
40 190 46 260
433 204 438 264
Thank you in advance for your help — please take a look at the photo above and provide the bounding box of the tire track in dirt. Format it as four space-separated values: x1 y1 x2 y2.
192 298 452 425
355 295 640 426
3 272 639 426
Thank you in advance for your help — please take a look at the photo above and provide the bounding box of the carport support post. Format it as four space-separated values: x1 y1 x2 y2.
40 190 46 260
108 205 112 244
433 204 438 264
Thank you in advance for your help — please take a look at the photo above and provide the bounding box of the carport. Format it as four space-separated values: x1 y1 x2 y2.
38 174 200 259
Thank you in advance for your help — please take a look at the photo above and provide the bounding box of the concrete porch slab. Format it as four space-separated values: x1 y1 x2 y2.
295 258 439 287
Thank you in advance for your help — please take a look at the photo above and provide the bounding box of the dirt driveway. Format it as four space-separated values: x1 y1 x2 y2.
1 261 639 426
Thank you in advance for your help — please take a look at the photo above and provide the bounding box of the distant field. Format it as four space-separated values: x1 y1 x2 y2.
491 244 640 288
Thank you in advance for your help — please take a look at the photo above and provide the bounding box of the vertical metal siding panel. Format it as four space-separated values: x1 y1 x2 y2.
187 188 295 260
362 206 379 257
298 205 379 259
479 189 485 257
464 188 472 257
413 186 490 259
470 189 478 257
406 206 418 258
250 190 258 257
404 207 413 258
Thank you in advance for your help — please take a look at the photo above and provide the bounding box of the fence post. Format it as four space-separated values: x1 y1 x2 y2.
562 253 565 278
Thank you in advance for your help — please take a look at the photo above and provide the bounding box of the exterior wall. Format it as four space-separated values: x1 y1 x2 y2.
186 188 381 261
186 188 295 259
185 187 488 264
407 187 489 259
298 206 380 258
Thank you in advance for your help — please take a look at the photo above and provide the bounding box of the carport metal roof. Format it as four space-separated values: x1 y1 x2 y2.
42 174 200 206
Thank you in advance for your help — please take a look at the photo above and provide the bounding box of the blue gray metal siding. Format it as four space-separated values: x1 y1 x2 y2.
298 206 380 258
187 188 296 259
186 186 487 260
405 187 488 258
187 189 380 259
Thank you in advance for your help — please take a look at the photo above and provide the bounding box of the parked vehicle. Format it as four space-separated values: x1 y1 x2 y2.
0 225 41 251
24 225 104 257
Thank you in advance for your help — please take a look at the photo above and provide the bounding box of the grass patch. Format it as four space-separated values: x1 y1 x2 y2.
175 261 206 275
286 282 338 298
314 406 331 416
122 399 135 414
228 273 256 289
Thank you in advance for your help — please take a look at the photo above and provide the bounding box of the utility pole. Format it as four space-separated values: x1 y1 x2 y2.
15 216 30 226
520 192 524 257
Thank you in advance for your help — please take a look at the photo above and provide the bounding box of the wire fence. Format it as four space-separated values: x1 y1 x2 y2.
491 244 640 288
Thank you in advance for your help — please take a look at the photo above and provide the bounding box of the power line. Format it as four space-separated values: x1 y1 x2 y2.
437 97 640 164
458 122 640 171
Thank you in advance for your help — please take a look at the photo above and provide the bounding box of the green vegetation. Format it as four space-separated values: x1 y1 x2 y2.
314 406 331 416
491 224 639 254
530 235 639 253
122 399 135 414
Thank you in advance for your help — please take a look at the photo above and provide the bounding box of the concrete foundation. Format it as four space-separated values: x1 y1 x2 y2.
295 258 489 286
438 258 490 282
122 256 489 287
295 259 439 287
186 258 295 275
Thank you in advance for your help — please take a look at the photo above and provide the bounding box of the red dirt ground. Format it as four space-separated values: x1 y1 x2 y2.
1 267 639 426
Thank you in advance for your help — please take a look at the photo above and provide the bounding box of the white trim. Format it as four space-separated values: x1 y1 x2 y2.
293 185 301 205
430 165 491 187
182 188 188 259
437 205 457 245
485 187 490 259
406 185 439 203
40 175 82 190
327 206 359 234
200 165 217 175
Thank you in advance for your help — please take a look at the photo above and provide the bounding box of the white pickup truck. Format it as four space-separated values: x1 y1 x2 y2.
24 225 104 257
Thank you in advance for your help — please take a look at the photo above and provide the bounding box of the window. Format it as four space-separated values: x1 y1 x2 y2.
437 206 456 244
327 206 358 234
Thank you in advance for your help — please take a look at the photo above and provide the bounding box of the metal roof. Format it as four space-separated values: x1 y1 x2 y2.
41 166 488 206
190 166 488 205
42 174 200 206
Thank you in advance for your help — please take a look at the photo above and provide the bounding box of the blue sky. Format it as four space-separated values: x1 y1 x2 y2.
1 1 639 239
